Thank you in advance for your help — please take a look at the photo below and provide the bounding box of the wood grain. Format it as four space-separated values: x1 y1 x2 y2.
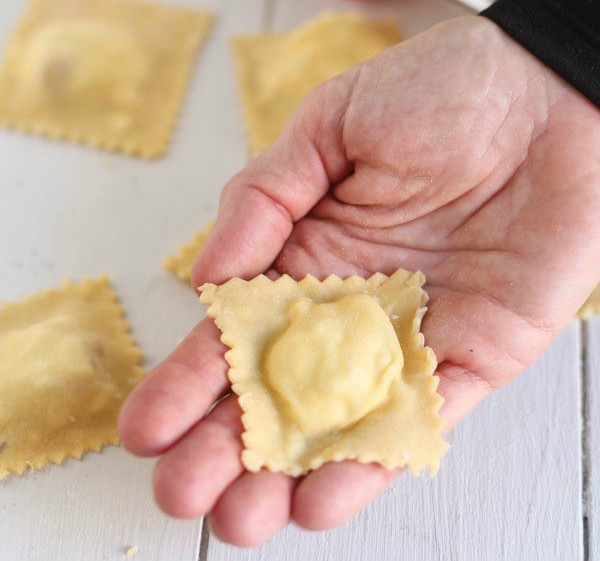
0 0 263 559
207 324 583 561
587 317 600 561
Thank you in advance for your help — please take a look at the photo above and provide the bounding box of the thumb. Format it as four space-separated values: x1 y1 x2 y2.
191 78 354 289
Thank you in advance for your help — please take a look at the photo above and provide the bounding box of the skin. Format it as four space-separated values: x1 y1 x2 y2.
118 16 600 547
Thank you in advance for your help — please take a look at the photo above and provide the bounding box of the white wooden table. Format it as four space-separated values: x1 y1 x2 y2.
1 1 597 559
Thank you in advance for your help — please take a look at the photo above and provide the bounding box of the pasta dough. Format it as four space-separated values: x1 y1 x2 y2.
200 269 448 477
163 220 215 282
0 277 144 479
232 13 402 153
577 284 600 319
266 294 402 437
0 0 213 158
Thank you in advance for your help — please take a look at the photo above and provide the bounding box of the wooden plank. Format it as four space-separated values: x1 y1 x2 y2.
587 316 600 560
268 0 472 36
206 1 582 559
208 324 582 561
0 0 265 559
0 449 201 561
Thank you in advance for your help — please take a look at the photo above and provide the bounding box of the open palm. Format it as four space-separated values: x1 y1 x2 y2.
119 16 600 547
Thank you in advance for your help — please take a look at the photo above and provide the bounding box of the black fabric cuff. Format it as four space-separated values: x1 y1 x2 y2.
481 0 600 108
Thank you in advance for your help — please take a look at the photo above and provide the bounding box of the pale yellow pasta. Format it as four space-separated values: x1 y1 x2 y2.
577 284 600 319
201 269 448 477
0 0 213 158
163 220 215 282
232 12 402 153
0 277 144 479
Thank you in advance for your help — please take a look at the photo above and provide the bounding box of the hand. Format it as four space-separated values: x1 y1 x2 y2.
118 16 600 547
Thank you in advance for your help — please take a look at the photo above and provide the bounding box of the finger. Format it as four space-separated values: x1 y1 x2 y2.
210 471 295 547
153 395 244 519
333 163 414 207
436 362 495 429
118 318 229 457
292 461 397 531
191 83 354 289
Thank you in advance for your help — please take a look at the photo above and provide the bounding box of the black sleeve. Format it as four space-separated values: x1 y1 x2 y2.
481 0 600 107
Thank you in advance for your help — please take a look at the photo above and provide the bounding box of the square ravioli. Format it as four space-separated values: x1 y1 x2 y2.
232 12 402 153
200 270 448 477
163 219 215 282
0 277 144 479
0 0 213 158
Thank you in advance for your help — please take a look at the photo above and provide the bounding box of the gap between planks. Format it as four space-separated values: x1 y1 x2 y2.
582 319 591 561
199 518 211 561
263 0 277 32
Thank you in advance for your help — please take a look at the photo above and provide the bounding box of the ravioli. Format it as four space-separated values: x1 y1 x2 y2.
0 277 144 478
232 13 402 153
163 219 215 282
200 269 448 477
0 0 213 157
